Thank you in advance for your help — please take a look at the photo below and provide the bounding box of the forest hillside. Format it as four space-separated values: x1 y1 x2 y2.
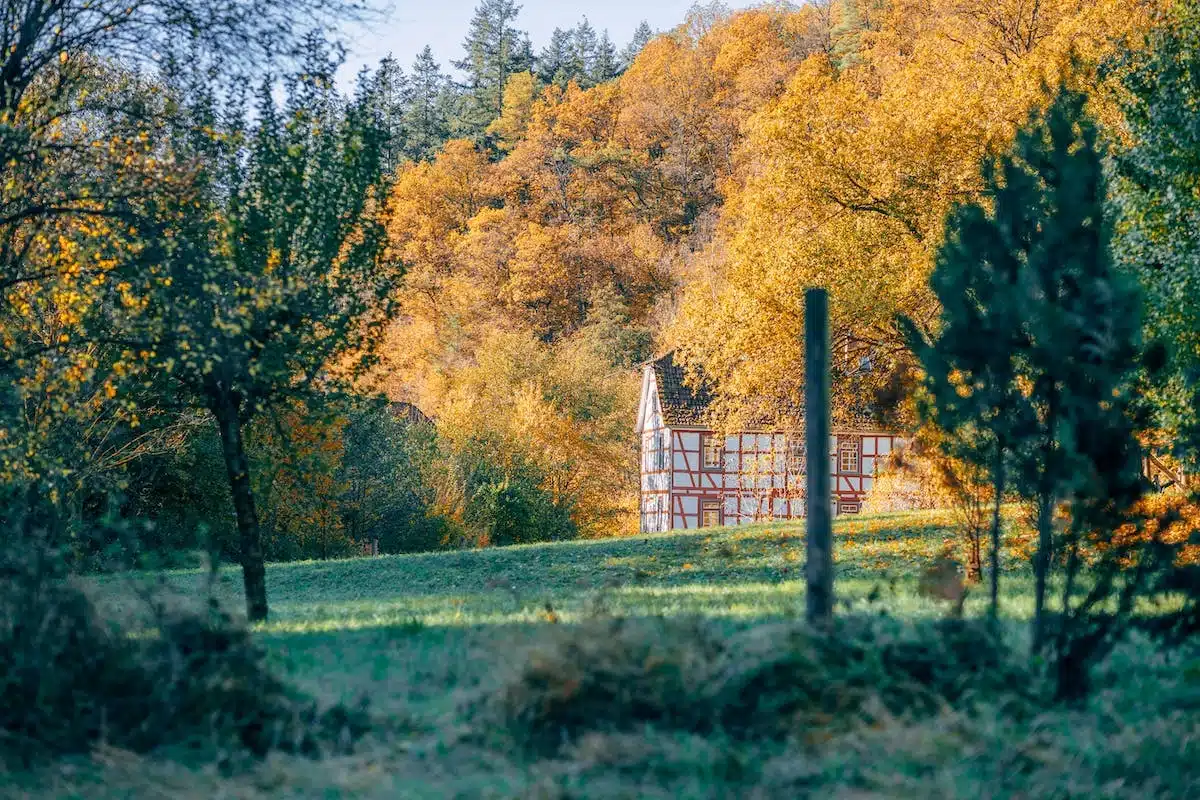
371 0 1152 544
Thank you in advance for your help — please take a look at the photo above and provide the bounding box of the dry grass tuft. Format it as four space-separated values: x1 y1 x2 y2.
488 615 1026 756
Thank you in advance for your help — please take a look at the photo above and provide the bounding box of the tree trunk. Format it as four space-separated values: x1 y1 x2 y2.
989 441 1005 620
1032 394 1058 652
212 392 269 622
1032 492 1054 651
967 529 982 584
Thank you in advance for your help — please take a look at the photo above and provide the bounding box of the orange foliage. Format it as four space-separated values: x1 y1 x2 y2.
378 2 1162 536
1114 493 1200 566
378 8 821 533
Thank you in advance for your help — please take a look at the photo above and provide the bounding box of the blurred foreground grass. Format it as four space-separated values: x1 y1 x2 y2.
14 509 1196 799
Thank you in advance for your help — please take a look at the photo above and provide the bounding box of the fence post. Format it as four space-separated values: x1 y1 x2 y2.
805 287 833 624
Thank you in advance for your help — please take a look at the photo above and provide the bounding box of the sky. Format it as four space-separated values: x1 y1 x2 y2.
337 1 756 83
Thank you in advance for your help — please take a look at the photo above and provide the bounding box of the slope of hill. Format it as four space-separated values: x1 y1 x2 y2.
51 510 1196 799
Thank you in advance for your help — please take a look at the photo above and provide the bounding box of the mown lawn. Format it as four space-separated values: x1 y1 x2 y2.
19 509 1199 798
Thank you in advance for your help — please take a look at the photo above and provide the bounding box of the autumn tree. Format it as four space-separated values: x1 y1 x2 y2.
379 5 939 539
671 0 1152 430
251 405 351 562
0 0 363 529
113 53 399 621
486 71 537 151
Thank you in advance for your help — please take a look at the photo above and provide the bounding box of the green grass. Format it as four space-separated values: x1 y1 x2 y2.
16 509 1200 798
94 510 1031 714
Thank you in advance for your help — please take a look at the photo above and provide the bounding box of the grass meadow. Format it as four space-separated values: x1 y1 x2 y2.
10 509 1200 798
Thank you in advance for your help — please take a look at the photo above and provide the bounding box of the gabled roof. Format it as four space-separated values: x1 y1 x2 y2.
644 351 891 433
389 401 434 427
649 352 714 427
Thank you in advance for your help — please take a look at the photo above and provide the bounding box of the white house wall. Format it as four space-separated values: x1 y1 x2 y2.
637 367 672 533
638 366 905 531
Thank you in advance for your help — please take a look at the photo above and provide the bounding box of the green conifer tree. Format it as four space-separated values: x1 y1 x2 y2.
906 88 1147 652
368 56 408 174
621 21 655 69
573 18 599 87
593 30 621 84
453 0 531 137
537 27 576 88
403 45 451 161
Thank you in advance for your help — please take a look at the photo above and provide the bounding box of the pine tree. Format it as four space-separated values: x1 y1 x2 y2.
621 21 655 69
403 46 450 162
573 18 599 87
906 88 1147 658
830 0 866 70
453 0 531 137
538 27 576 88
593 30 621 84
369 56 408 173
1002 89 1145 654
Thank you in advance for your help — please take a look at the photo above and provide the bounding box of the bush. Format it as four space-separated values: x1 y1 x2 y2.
460 442 576 547
489 616 1028 755
0 529 370 763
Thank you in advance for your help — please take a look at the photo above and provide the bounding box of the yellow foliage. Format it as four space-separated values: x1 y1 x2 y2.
672 0 1155 421
486 71 538 151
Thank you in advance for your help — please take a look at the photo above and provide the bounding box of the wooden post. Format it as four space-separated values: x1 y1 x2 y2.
805 288 833 624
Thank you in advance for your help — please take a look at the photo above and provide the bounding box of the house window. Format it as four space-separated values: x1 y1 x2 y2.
701 500 722 528
839 438 860 474
787 440 805 474
702 435 723 470
655 433 668 471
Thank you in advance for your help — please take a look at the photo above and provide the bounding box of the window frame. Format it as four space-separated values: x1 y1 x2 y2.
786 439 805 475
700 498 723 528
838 437 861 474
701 433 725 472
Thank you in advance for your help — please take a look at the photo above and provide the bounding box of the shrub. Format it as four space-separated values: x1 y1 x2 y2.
0 526 370 763
489 616 1028 755
460 442 576 547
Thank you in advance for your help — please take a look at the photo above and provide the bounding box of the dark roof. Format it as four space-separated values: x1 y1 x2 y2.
650 352 714 427
648 351 888 433
389 401 434 427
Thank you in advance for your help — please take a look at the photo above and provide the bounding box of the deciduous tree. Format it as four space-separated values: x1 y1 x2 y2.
1112 2 1200 463
115 53 399 620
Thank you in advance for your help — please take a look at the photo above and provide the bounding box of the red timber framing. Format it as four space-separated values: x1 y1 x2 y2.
637 353 903 533
661 429 900 531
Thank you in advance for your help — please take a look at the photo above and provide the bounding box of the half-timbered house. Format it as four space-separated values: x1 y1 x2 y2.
637 353 902 533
